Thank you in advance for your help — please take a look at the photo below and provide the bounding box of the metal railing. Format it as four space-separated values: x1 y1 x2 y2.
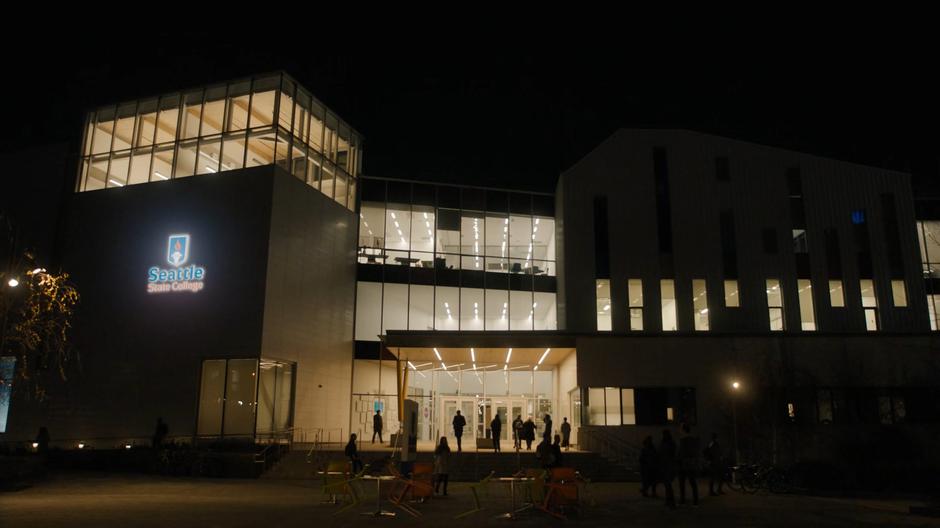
579 427 640 470
305 427 345 466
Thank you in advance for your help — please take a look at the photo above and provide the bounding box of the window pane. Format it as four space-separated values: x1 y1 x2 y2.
767 279 784 331
245 129 275 167
355 282 382 341
174 140 197 178
661 280 677 331
860 280 877 308
891 280 908 307
308 100 324 151
792 229 808 253
382 283 408 332
257 361 277 434
359 201 385 257
588 388 606 425
86 156 108 190
724 279 740 307
278 88 295 132
180 91 203 140
221 133 246 171
865 308 878 331
320 161 335 200
605 387 621 426
621 389 636 425
628 279 643 307
225 81 251 132
196 136 222 175
128 149 151 185
510 290 533 331
509 215 532 263
107 151 130 187
201 87 226 136
92 106 115 155
249 80 277 128
630 308 644 331
112 103 136 151
197 359 226 436
156 96 179 144
829 280 845 307
223 359 258 436
463 212 485 269
435 286 459 330
460 288 485 331
385 205 410 255
274 363 294 431
693 279 709 331
486 289 509 331
533 216 555 263
408 285 434 331
596 279 611 331
151 146 173 182
334 171 348 208
533 292 556 330
798 279 816 330
134 99 157 148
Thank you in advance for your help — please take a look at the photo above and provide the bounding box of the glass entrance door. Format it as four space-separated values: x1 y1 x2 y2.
439 397 474 446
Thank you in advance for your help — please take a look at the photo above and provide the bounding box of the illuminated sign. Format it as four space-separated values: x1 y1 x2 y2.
147 234 206 294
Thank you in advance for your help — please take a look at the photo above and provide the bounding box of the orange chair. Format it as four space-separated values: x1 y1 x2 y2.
388 462 434 517
537 467 580 519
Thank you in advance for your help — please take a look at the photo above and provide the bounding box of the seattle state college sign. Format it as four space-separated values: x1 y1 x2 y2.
147 234 206 294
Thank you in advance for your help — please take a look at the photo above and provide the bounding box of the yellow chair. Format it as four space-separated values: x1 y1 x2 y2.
454 470 495 519
320 460 362 514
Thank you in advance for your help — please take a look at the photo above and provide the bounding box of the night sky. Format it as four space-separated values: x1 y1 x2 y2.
2 31 937 195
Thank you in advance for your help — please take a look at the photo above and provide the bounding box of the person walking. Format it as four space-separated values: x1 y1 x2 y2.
345 433 363 474
560 417 572 451
704 432 725 496
639 435 659 498
433 437 451 495
542 414 553 442
660 429 677 509
677 423 700 506
512 415 523 450
490 414 502 452
372 410 384 444
522 417 536 450
452 410 467 452
536 436 555 469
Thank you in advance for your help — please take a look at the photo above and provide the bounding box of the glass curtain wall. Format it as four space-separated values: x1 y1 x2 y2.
196 358 294 439
78 73 361 212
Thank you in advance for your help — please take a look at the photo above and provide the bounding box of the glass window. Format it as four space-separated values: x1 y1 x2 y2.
463 212 485 270
486 289 509 331
860 279 878 331
112 103 136 151
306 151 322 189
435 286 459 330
334 171 348 208
249 77 277 128
174 140 197 178
628 279 643 331
596 279 611 331
320 161 336 200
82 114 94 156
533 292 557 330
661 280 677 331
891 280 908 307
274 363 294 432
462 369 485 396
200 86 226 136
245 129 275 167
155 96 180 144
829 280 845 307
792 229 808 253
605 387 621 426
308 100 324 151
107 151 130 187
436 208 460 260
86 156 108 190
355 282 382 341
278 88 295 132
798 279 816 330
223 359 258 437
256 361 277 435
929 295 939 331
460 288 485 331
693 279 709 331
411 206 435 253
724 279 740 307
220 133 246 171
767 279 784 331
509 215 532 266
180 91 203 140
533 216 555 264
196 136 222 175
621 388 636 425
385 205 411 259
408 284 434 331
196 359 226 436
382 283 408 332
510 290 533 331
151 146 174 182
128 149 151 185
92 106 116 155
225 81 251 132
134 99 157 148
587 388 606 425
359 201 385 257
337 125 351 172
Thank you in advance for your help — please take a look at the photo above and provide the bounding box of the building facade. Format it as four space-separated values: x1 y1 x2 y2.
2 76 938 469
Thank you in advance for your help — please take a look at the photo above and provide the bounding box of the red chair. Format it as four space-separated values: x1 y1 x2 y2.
537 467 580 519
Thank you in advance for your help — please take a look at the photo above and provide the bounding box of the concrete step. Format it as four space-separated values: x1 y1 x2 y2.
264 449 638 482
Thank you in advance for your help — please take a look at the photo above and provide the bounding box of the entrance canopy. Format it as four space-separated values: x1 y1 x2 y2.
381 331 577 372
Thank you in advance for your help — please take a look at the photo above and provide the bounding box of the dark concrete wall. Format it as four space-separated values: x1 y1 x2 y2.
6 167 275 443
260 169 357 435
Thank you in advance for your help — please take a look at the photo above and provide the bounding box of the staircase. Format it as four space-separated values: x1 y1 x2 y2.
578 427 641 480
263 448 637 482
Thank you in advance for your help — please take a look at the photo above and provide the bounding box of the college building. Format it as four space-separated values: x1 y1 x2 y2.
2 72 938 467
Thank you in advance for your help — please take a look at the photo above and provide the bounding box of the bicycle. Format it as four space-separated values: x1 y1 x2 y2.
728 464 793 494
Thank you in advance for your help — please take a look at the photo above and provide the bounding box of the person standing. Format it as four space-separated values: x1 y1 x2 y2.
433 437 451 495
452 410 467 452
490 414 502 452
372 410 383 444
345 433 363 474
543 414 553 442
522 417 536 450
551 434 563 468
677 423 700 506
704 432 725 496
660 429 677 509
560 417 572 451
512 415 523 450
639 436 659 498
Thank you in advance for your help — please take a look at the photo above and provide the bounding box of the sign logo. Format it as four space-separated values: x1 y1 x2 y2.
147 233 206 294
167 234 190 266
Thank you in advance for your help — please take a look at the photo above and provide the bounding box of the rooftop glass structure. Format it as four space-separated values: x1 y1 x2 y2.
77 72 362 210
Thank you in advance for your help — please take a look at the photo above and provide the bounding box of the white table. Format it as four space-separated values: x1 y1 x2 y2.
494 476 534 520
359 474 398 517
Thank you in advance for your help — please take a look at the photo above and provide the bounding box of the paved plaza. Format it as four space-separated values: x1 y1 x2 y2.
2 473 939 527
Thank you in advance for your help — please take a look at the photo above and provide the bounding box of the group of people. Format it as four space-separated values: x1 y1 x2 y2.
638 424 726 509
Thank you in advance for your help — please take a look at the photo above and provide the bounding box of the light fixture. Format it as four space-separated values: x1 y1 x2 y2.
471 348 476 362
154 171 168 180
125 444 132 450
204 165 217 173
732 380 740 390
31 442 39 449
7 278 19 288
391 212 396 219
434 348 442 361
78 442 85 449
505 348 513 363
108 179 124 187
408 361 417 370
538 348 551 365
30 268 46 275
603 304 611 311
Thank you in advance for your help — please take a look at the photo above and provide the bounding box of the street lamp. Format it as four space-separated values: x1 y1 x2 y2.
731 380 741 467
6 278 17 288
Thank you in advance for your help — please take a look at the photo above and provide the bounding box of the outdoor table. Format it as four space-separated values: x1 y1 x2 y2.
359 474 398 517
316 470 350 504
494 476 534 520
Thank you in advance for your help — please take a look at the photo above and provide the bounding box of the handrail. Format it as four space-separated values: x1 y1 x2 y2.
579 427 640 470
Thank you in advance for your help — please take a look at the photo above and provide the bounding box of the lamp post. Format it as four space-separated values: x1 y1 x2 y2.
731 380 741 467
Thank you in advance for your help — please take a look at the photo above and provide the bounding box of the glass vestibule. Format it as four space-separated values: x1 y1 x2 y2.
196 358 295 440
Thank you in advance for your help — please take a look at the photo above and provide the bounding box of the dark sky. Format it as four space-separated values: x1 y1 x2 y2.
3 30 938 195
